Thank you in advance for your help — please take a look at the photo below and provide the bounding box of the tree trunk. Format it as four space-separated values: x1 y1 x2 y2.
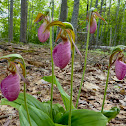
9 0 13 42
90 0 93 9
56 0 67 43
27 2 31 42
59 0 67 22
31 0 33 39
106 0 111 45
96 0 104 46
122 2 126 43
71 0 80 42
112 0 120 45
8 0 10 42
95 0 98 8
100 0 106 45
20 0 28 43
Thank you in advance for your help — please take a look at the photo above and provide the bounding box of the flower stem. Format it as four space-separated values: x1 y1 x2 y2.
101 68 110 113
49 9 54 119
76 12 91 108
22 59 32 126
68 46 75 126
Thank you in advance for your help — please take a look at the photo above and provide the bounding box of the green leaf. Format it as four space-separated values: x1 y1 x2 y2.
0 54 23 60
1 93 51 116
19 104 54 126
1 93 65 121
102 107 120 121
54 112 64 123
58 109 108 126
52 103 65 122
0 98 21 109
42 76 75 111
55 124 67 126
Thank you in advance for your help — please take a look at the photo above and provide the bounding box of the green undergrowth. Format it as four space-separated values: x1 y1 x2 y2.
89 49 109 55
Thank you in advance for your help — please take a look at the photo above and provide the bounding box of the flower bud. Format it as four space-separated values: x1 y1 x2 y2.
53 40 71 69
115 60 126 80
0 73 20 101
38 21 50 42
87 18 97 33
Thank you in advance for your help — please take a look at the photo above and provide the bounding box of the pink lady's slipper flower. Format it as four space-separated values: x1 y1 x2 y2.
115 60 126 80
34 13 50 42
0 73 20 101
87 17 97 33
38 21 50 43
53 39 71 69
86 11 107 34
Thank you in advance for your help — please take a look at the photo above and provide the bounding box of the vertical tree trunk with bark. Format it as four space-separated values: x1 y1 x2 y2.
8 0 10 41
9 0 13 42
100 0 106 45
90 0 93 9
121 2 126 43
113 0 120 45
27 3 31 41
59 0 67 22
106 0 111 45
95 0 98 8
71 0 80 42
56 0 67 43
112 0 120 45
20 0 28 43
96 0 104 46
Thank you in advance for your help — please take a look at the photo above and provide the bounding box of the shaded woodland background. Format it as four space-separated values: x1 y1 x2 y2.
0 0 126 47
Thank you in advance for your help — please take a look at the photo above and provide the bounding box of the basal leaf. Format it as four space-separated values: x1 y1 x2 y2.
1 93 65 121
52 103 65 121
0 98 21 109
19 104 54 126
1 93 51 116
55 124 67 126
42 76 75 111
102 107 120 121
58 109 108 126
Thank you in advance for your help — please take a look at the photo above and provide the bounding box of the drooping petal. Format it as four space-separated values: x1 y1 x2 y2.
0 73 20 101
38 21 50 42
87 18 97 33
53 40 71 69
115 60 126 80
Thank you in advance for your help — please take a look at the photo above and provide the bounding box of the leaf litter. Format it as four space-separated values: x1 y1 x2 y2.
0 42 126 126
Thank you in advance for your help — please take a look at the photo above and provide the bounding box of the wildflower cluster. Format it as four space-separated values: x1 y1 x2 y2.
0 8 125 126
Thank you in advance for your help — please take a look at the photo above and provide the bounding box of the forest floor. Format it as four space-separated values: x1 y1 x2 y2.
0 42 126 126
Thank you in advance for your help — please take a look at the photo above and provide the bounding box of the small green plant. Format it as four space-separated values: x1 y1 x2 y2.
0 8 125 126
